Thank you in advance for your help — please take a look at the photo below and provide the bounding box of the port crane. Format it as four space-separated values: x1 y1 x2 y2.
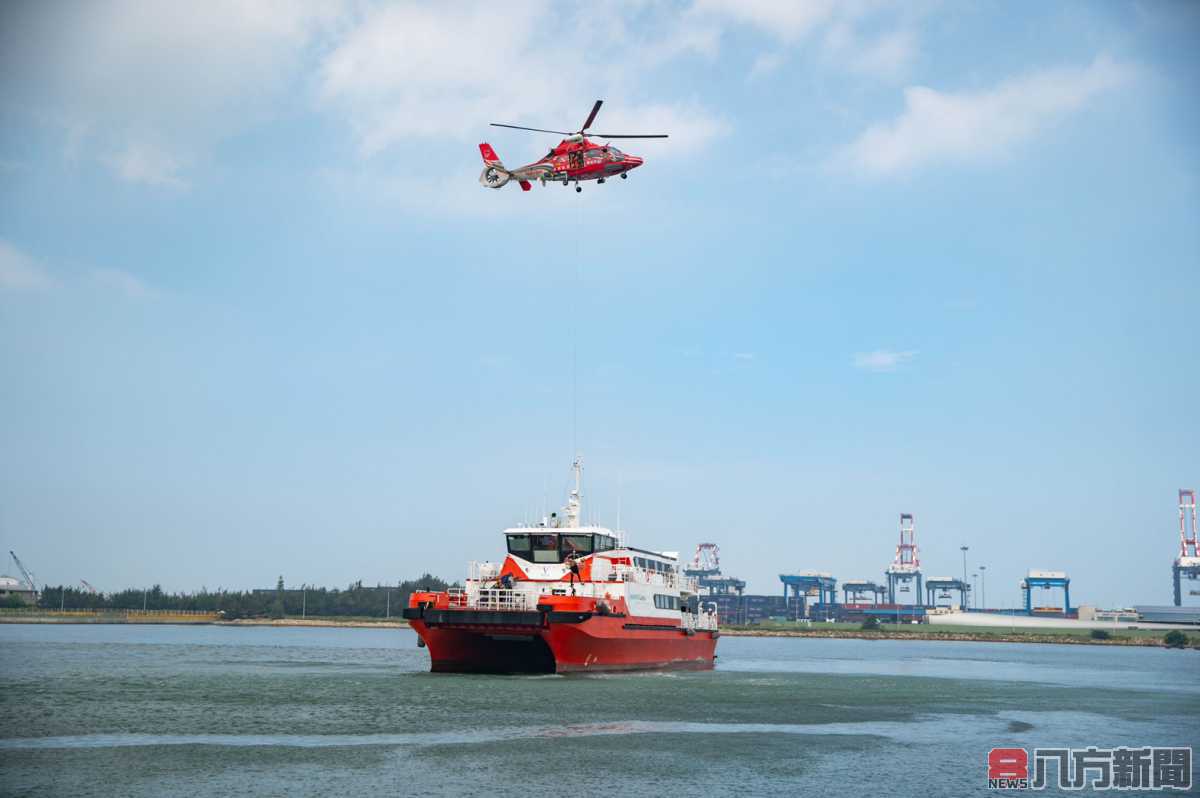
9 550 38 594
80 579 98 594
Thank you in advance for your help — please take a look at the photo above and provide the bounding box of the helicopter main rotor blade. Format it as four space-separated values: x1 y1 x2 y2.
580 100 603 133
591 133 669 139
490 123 573 135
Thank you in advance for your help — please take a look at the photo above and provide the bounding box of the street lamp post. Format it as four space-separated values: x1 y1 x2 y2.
980 565 987 611
972 573 978 609
960 546 969 611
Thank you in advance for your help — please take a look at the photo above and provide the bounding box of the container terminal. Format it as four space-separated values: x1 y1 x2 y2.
685 489 1200 631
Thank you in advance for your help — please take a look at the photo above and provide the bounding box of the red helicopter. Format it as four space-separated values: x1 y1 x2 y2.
479 100 667 193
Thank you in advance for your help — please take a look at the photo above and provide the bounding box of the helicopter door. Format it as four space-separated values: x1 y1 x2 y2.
569 150 584 170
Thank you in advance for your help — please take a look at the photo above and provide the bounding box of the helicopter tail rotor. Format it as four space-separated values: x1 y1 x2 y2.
478 142 513 188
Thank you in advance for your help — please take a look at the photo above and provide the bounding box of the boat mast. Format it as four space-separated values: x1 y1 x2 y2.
565 456 582 528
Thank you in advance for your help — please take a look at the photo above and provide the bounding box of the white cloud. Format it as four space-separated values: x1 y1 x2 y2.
854 349 917 372
749 52 788 80
824 25 916 79
91 268 152 298
105 144 187 189
2 0 342 186
692 0 839 43
734 352 755 361
841 55 1134 176
316 2 727 158
692 0 918 79
0 240 56 291
0 240 156 297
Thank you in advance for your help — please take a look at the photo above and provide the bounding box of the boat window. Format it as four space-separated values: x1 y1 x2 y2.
653 594 680 610
560 534 594 558
595 536 616 552
532 534 560 563
506 534 532 559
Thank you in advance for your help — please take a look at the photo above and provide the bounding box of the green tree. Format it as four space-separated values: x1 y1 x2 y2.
1163 630 1187 649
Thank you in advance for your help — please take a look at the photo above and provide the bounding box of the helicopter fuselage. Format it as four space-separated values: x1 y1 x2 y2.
513 137 644 185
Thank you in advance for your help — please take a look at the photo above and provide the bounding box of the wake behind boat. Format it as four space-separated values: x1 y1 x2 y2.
403 458 719 673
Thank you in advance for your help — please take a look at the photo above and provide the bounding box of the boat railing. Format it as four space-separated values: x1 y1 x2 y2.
618 564 679 588
473 588 538 611
615 564 634 579
683 608 720 632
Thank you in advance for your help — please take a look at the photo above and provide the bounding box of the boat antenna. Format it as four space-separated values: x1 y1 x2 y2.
566 456 582 528
616 469 623 534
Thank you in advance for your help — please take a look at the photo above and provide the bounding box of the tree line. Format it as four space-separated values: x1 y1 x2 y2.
22 574 456 618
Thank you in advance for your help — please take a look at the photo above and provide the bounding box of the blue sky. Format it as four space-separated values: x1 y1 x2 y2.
1 1 1198 608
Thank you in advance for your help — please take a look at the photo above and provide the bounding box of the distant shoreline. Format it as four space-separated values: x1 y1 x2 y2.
3 613 1196 648
719 627 1173 647
0 612 408 629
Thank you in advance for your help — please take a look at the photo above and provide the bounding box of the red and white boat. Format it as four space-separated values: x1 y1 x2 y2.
404 459 719 673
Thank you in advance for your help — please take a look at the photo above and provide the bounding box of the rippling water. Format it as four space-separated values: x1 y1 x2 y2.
1 624 1196 796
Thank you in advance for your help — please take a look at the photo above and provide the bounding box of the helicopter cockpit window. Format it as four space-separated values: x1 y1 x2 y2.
585 149 604 160
607 147 625 161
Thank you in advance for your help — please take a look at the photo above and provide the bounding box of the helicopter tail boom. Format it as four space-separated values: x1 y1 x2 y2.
478 142 531 191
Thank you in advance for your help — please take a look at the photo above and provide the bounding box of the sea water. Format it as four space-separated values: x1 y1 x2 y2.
0 624 1196 796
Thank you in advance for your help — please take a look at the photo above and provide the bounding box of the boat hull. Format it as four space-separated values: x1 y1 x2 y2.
406 611 717 674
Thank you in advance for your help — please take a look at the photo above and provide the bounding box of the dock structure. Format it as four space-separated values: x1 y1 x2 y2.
885 513 923 605
1174 489 1200 607
842 579 887 606
924 576 970 609
1021 570 1071 615
779 571 837 620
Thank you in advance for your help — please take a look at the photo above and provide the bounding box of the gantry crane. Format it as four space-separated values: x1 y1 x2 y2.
9 550 38 594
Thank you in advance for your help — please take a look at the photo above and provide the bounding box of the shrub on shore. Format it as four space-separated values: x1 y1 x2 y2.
1163 630 1187 649
860 617 881 631
1090 629 1111 640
